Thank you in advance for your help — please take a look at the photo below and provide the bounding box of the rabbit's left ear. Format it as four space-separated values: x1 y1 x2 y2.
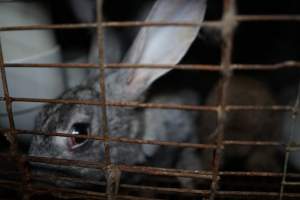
121 0 207 98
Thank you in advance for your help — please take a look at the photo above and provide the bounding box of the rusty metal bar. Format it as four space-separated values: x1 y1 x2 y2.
0 128 286 148
283 181 300 186
26 155 212 180
220 171 300 178
27 155 300 179
232 61 300 70
236 15 300 22
1 169 300 186
3 154 295 198
0 21 219 32
96 0 111 166
16 172 300 191
96 1 118 198
1 128 287 148
279 81 300 200
0 39 17 157
226 105 293 111
25 173 299 198
6 97 218 111
209 0 237 199
12 129 217 149
30 186 109 199
0 14 299 32
23 154 212 179
53 194 155 200
31 173 202 196
103 21 220 28
1 96 296 112
5 62 98 68
118 165 212 179
0 37 31 199
119 184 209 197
0 23 97 31
29 186 156 200
4 63 221 71
223 140 283 146
31 173 204 197
216 191 300 199
29 185 163 200
2 177 300 199
3 62 300 70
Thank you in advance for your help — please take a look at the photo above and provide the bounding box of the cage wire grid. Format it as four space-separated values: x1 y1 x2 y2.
0 0 300 199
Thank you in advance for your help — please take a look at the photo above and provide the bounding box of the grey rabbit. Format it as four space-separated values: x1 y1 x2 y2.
29 0 207 189
198 75 282 172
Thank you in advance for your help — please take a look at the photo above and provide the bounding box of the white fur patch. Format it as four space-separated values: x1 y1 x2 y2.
54 129 69 148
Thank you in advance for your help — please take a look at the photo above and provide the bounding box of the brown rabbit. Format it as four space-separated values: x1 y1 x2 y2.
199 75 281 172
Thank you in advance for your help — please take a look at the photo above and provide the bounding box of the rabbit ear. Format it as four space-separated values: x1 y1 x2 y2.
120 0 207 98
69 0 96 22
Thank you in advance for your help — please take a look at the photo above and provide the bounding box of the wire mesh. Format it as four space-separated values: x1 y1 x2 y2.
0 0 300 199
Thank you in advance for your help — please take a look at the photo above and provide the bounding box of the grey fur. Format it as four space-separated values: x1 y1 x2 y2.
29 0 207 187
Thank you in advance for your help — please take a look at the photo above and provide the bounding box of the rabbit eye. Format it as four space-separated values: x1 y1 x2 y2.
69 123 90 149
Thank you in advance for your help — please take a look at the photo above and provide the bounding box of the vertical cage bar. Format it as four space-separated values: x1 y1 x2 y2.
0 39 31 199
209 0 236 199
279 82 300 200
96 0 119 199
96 0 111 167
0 40 17 155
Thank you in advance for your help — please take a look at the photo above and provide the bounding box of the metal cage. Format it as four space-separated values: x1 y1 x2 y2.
0 0 300 199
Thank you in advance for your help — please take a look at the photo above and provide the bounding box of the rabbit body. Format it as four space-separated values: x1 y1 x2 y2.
199 76 281 171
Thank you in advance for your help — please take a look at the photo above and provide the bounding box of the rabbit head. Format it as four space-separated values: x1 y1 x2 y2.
29 0 207 186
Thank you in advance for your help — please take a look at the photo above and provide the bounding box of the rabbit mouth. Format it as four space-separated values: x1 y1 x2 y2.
67 137 90 151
